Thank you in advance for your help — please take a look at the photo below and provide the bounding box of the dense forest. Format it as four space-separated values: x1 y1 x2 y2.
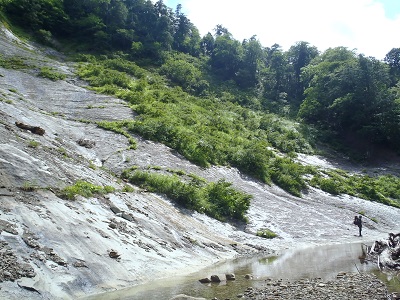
1 0 399 149
1 0 400 214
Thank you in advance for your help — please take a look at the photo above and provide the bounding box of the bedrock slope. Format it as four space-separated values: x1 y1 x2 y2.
0 24 399 300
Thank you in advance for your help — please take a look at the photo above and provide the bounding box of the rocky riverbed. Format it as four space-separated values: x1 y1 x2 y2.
169 273 399 300
242 273 397 300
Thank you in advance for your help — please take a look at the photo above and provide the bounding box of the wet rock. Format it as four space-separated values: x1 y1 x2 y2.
73 260 88 268
226 273 236 280
121 212 134 222
22 231 40 249
108 249 120 259
244 274 253 279
76 138 96 148
0 241 36 282
42 247 67 266
199 277 211 283
96 228 110 238
0 220 18 235
210 275 221 283
15 121 45 135
110 205 121 214
17 278 41 294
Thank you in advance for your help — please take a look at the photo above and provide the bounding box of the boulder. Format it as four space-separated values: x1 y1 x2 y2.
225 273 236 280
121 212 134 222
108 250 120 259
210 275 221 283
198 277 211 283
76 138 96 148
15 121 45 135
110 205 121 214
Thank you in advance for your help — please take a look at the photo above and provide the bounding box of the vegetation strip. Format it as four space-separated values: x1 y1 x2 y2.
1 1 399 207
121 168 251 222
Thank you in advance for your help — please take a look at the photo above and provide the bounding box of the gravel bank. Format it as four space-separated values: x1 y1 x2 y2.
243 273 398 300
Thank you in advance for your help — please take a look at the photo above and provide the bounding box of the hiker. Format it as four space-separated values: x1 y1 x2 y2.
353 216 362 236
358 216 363 236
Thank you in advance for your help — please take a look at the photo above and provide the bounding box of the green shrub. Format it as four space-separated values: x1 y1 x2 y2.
28 140 40 148
21 181 37 191
205 179 252 221
60 180 115 200
122 170 251 222
88 161 96 170
309 170 400 208
310 175 342 195
0 55 28 69
122 185 135 192
38 67 66 81
370 217 378 223
36 29 52 45
256 229 278 239
103 58 146 78
160 56 203 92
270 157 309 197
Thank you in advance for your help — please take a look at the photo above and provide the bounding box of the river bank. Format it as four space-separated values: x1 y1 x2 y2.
80 241 399 300
243 273 397 300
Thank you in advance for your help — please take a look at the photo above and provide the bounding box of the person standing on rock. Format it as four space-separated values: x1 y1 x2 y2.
356 216 362 236
354 216 362 237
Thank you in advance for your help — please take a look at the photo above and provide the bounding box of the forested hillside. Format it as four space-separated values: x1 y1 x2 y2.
1 0 400 210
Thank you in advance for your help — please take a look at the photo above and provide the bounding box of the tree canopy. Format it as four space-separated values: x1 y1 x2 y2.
1 0 400 153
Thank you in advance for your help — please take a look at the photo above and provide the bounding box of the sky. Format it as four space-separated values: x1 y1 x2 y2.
163 0 400 60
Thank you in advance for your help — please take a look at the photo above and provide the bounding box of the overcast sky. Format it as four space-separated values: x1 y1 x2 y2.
163 0 400 60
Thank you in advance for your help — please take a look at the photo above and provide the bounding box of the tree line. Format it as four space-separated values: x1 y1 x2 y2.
1 0 400 152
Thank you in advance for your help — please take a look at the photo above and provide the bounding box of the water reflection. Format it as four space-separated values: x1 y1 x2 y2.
250 242 374 281
81 242 392 300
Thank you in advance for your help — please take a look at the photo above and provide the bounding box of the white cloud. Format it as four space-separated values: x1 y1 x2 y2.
168 0 400 59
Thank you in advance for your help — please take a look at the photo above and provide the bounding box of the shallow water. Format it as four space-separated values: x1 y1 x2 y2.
82 241 399 300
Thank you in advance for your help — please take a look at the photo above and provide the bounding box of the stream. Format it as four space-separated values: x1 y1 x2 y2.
82 241 400 300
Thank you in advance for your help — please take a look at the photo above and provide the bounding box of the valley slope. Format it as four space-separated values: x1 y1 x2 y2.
0 25 399 299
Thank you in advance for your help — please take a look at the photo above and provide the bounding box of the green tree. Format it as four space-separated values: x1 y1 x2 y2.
261 44 289 109
235 35 264 88
200 32 215 55
173 4 200 55
299 47 396 150
210 28 243 80
384 48 400 84
160 54 203 92
4 0 69 35
286 41 319 105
